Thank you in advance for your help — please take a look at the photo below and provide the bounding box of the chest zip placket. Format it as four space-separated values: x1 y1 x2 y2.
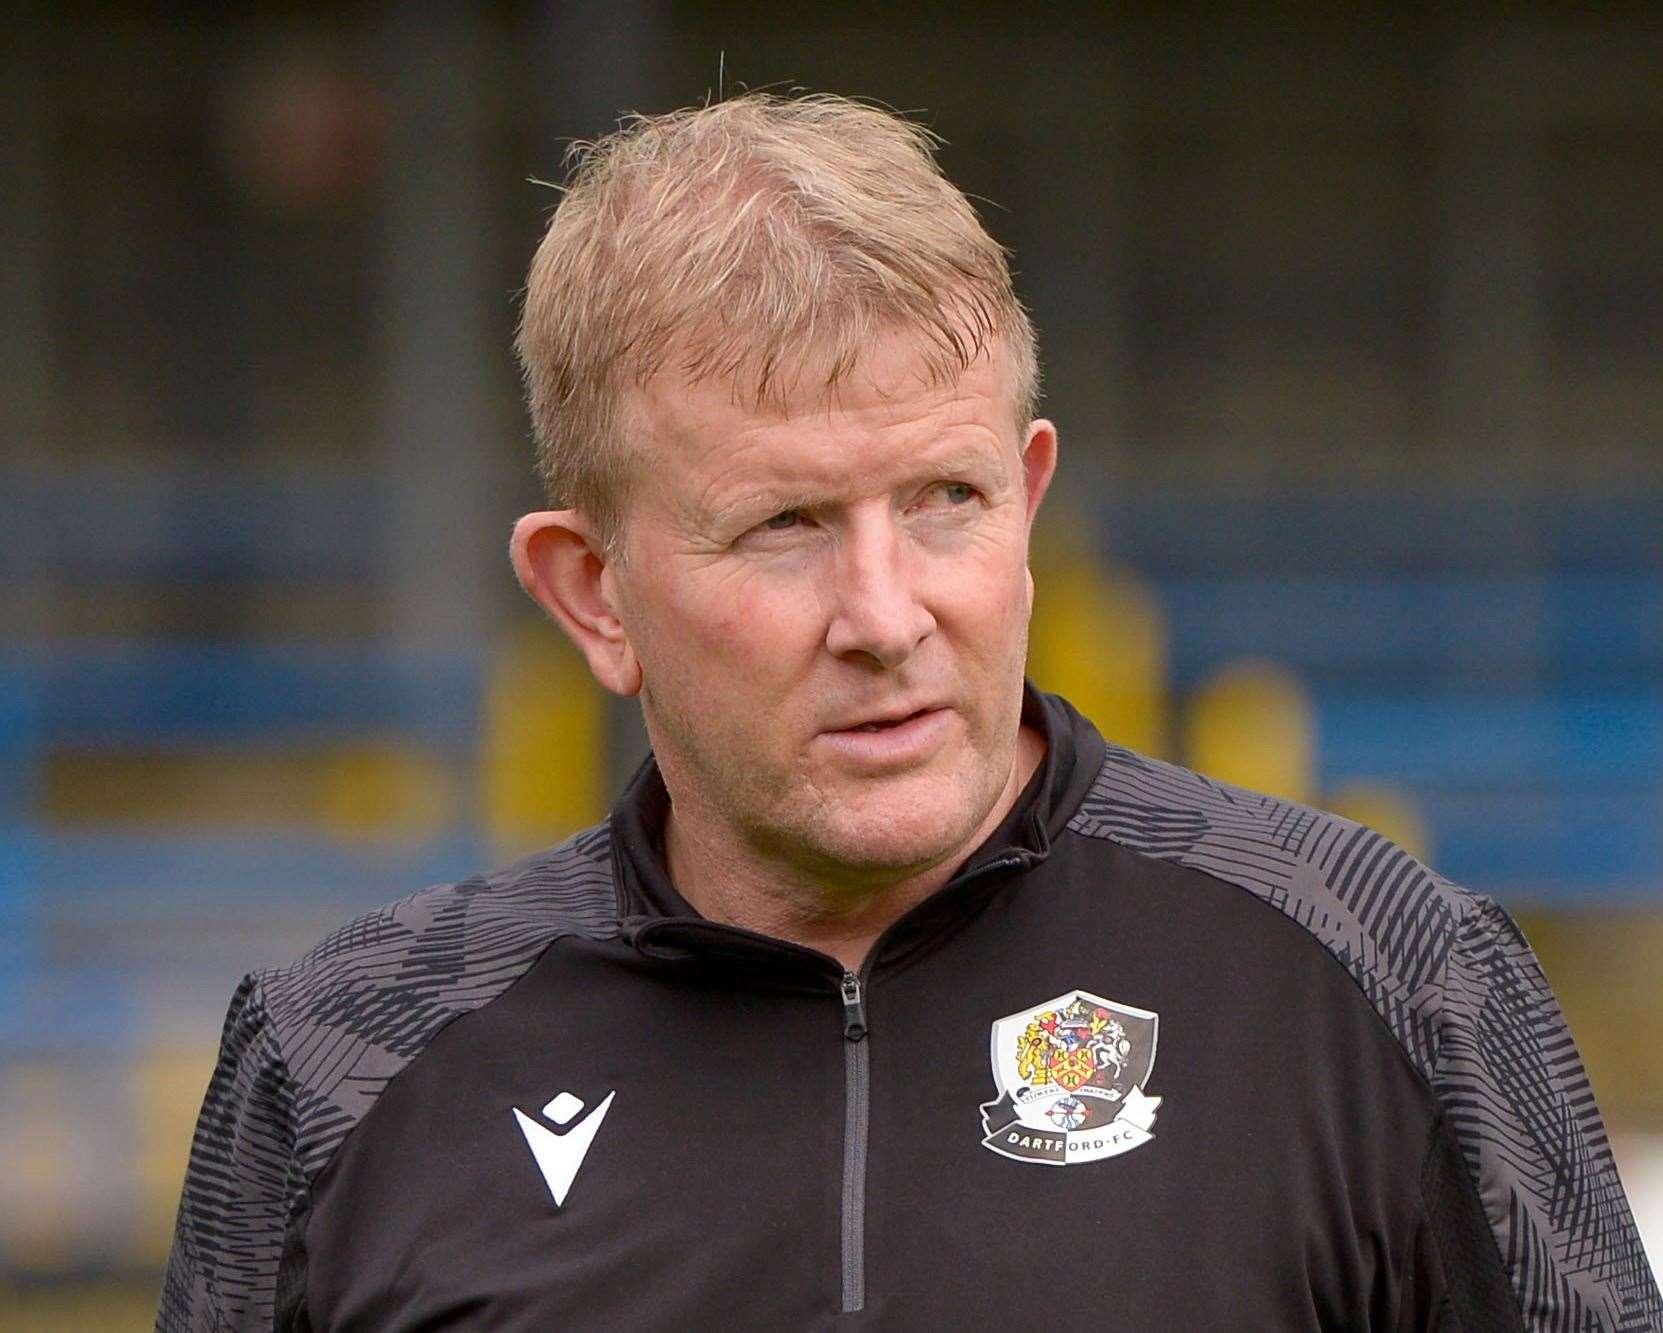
838 970 870 1314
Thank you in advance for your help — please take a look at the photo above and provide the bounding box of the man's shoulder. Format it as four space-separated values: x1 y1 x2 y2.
245 820 620 1179
275 819 615 981
1067 743 1663 1328
263 820 618 1011
1067 740 1485 1072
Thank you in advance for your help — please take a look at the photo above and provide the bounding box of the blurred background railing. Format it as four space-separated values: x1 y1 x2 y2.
2 5 1659 1324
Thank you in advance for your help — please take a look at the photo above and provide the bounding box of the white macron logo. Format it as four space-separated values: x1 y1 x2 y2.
513 1089 616 1207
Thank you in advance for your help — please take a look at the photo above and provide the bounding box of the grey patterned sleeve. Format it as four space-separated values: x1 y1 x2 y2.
1434 895 1663 1331
157 973 299 1332
1069 742 1660 1330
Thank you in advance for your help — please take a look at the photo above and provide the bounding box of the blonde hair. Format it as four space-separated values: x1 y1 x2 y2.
516 92 1040 546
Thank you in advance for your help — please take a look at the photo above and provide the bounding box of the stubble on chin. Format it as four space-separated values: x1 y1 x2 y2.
746 708 1021 891
643 643 1031 898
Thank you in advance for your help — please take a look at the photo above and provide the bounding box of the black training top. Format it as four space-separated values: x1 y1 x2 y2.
159 688 1661 1331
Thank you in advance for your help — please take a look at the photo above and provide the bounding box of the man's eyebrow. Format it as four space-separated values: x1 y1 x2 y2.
915 446 1010 488
702 486 824 528
701 446 1012 529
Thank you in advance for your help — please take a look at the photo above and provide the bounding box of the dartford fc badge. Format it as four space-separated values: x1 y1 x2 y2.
979 990 1162 1165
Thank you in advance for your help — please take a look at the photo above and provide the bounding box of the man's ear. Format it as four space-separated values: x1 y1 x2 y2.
509 511 642 697
1020 419 1059 528
1019 420 1059 613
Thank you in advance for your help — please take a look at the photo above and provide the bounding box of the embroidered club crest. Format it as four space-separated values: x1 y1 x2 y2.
980 989 1161 1166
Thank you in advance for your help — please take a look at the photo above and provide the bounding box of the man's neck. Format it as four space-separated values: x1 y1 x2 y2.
662 725 1046 972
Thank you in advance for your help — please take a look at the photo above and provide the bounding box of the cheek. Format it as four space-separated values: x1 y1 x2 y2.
645 569 823 676
942 548 1030 629
710 592 804 651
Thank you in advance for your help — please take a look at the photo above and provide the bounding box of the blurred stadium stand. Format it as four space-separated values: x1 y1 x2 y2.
2 4 1659 1321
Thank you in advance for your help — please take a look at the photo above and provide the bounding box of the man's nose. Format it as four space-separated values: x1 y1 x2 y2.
824 515 936 669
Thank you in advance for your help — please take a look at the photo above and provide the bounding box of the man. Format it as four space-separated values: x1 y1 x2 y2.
161 94 1660 1330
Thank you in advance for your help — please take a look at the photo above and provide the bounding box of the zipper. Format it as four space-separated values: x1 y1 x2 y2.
838 970 869 1314
630 855 1037 1318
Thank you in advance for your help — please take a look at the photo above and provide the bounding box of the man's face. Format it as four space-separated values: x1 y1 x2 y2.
605 338 1056 891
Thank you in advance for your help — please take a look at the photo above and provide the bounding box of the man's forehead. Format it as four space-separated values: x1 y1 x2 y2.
598 334 1028 547
624 334 1021 446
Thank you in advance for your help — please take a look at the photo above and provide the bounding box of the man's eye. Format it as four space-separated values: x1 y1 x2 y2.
763 510 801 531
940 482 976 505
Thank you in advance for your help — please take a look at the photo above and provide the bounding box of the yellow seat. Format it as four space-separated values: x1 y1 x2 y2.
1184 659 1315 805
1028 550 1169 759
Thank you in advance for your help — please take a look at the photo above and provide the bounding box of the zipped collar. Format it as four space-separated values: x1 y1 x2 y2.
610 684 1106 974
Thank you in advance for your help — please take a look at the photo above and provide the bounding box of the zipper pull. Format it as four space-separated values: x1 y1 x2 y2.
839 972 867 1042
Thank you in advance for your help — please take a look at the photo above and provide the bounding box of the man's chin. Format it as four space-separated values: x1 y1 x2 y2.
783 772 1005 886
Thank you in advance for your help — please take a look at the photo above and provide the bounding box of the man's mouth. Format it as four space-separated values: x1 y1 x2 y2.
849 710 929 734
818 707 952 767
